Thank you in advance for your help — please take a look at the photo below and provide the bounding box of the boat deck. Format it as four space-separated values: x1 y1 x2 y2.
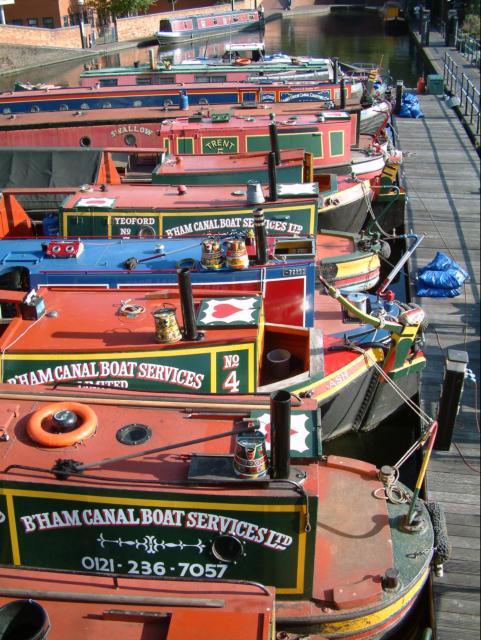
395 94 480 640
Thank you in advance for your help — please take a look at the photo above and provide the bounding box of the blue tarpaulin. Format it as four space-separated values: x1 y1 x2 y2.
416 252 469 297
398 92 424 118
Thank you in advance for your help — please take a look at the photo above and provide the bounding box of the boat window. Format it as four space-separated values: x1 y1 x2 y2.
163 99 174 107
80 103 90 110
3 108 11 114
133 100 142 107
59 104 69 111
124 134 137 146
30 105 40 113
199 98 209 105
102 102 112 108
136 77 152 85
195 74 227 83
80 136 91 147
99 79 118 87
158 20 172 32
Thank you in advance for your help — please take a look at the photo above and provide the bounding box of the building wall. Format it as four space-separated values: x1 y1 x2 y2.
1 1 256 47
3 0 78 29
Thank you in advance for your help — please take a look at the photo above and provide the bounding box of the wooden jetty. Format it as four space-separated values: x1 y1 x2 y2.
395 94 480 639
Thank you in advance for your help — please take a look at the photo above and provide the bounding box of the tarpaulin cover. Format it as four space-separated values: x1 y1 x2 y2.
398 92 424 118
416 251 469 297
0 148 103 211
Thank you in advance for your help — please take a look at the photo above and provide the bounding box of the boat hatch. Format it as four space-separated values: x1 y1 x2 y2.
158 19 172 32
273 238 315 259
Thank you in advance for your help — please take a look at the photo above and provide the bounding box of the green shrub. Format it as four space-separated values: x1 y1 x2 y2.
462 14 480 37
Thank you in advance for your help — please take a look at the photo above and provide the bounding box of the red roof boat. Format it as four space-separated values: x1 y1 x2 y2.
0 385 440 639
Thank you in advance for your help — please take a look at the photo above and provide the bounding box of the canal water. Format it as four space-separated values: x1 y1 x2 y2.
0 12 421 91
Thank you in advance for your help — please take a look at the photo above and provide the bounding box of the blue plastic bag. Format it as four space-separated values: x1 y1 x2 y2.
416 285 461 298
418 252 469 279
416 252 469 297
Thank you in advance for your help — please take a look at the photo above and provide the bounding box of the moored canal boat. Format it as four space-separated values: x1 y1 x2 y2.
0 267 426 440
0 78 362 115
0 175 374 237
0 230 384 326
0 386 443 639
81 42 335 87
155 8 261 44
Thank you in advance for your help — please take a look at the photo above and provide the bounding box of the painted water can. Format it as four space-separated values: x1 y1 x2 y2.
200 238 224 270
226 238 249 270
153 306 182 343
233 430 268 478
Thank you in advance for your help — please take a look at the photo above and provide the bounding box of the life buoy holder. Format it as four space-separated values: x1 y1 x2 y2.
235 58 251 66
27 402 97 448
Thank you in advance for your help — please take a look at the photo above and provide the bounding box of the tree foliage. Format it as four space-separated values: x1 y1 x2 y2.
87 0 157 18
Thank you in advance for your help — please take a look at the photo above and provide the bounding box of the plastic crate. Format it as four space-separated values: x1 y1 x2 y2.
427 74 444 96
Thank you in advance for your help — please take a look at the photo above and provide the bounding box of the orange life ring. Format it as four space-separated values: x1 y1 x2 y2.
235 58 251 65
27 402 97 448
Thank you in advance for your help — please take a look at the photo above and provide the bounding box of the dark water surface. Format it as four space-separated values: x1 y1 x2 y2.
0 13 419 91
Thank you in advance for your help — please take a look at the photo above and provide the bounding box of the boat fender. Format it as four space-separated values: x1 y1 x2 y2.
425 501 451 577
380 240 391 259
27 402 97 448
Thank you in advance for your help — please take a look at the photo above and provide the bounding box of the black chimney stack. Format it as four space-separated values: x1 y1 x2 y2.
270 390 291 479
254 207 268 265
268 113 280 166
177 267 198 341
267 151 278 202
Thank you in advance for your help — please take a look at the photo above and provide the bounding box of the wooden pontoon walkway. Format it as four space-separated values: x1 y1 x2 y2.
394 95 480 639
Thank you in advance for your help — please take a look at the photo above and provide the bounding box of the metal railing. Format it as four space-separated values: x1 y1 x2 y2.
443 52 481 138
456 32 481 67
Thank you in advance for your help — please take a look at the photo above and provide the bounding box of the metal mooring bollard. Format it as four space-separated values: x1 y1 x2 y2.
435 349 469 451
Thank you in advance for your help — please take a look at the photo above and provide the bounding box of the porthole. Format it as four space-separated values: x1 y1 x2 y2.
163 99 173 107
124 133 137 146
116 423 152 446
211 535 244 563
80 103 90 110
199 98 209 105
3 108 11 115
102 102 112 109
80 136 92 147
133 100 142 107
59 104 69 111
138 226 155 238
30 105 40 113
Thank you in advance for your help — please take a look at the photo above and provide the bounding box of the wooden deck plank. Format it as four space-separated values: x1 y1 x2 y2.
394 91 480 639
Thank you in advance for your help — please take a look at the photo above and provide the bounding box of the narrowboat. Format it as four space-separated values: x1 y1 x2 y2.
0 229 384 326
0 384 444 638
1 78 362 115
80 42 335 87
382 1 408 34
0 175 373 237
0 572 275 640
155 9 260 45
0 110 393 184
0 263 427 439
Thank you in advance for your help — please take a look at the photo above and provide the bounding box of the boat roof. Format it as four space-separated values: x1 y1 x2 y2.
0 233 355 273
59 181 319 211
0 102 361 129
0 288 261 354
154 148 306 175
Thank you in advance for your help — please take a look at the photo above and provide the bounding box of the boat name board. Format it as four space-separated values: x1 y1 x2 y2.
111 124 155 138
3 346 255 394
62 205 316 238
0 485 316 595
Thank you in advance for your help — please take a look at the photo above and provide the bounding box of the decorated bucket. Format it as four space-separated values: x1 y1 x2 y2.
233 430 268 478
200 238 224 270
226 238 249 270
153 306 182 343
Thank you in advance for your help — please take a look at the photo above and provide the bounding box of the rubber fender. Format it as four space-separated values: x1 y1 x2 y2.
425 501 452 565
420 629 433 640
380 240 391 259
